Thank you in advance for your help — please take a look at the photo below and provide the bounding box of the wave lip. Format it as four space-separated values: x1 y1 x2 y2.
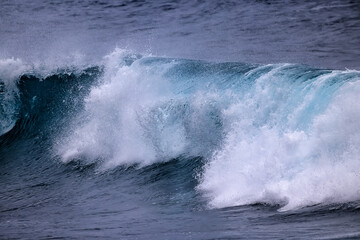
0 58 31 136
0 61 101 145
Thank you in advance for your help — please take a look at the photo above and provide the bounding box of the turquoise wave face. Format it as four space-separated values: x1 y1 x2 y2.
0 65 101 143
1 49 360 210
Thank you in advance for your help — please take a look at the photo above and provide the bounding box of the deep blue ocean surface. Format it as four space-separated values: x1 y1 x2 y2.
1 0 360 239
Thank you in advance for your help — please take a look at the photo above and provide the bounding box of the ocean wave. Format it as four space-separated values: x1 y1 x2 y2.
1 48 360 211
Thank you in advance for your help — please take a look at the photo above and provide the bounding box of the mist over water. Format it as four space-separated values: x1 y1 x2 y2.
1 0 360 239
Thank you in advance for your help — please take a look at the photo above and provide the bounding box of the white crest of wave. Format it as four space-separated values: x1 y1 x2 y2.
59 49 165 167
57 49 224 168
0 58 30 82
199 75 360 211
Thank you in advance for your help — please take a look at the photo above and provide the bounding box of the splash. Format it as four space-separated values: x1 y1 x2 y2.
198 69 360 211
51 49 360 210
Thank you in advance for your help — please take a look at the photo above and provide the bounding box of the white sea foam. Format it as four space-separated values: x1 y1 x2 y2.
58 49 225 168
199 73 360 211
56 49 360 210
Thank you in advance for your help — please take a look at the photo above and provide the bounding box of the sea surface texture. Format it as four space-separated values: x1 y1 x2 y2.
1 0 360 239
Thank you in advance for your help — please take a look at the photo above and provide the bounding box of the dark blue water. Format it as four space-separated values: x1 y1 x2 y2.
1 1 360 239
1 0 360 69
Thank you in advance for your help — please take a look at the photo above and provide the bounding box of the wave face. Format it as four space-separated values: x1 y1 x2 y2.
1 49 360 212
0 58 29 136
0 60 101 146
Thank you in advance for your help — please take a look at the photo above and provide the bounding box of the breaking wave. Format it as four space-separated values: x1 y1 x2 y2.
1 48 360 211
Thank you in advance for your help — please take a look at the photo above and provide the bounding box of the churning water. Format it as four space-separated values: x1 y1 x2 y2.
1 0 360 239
